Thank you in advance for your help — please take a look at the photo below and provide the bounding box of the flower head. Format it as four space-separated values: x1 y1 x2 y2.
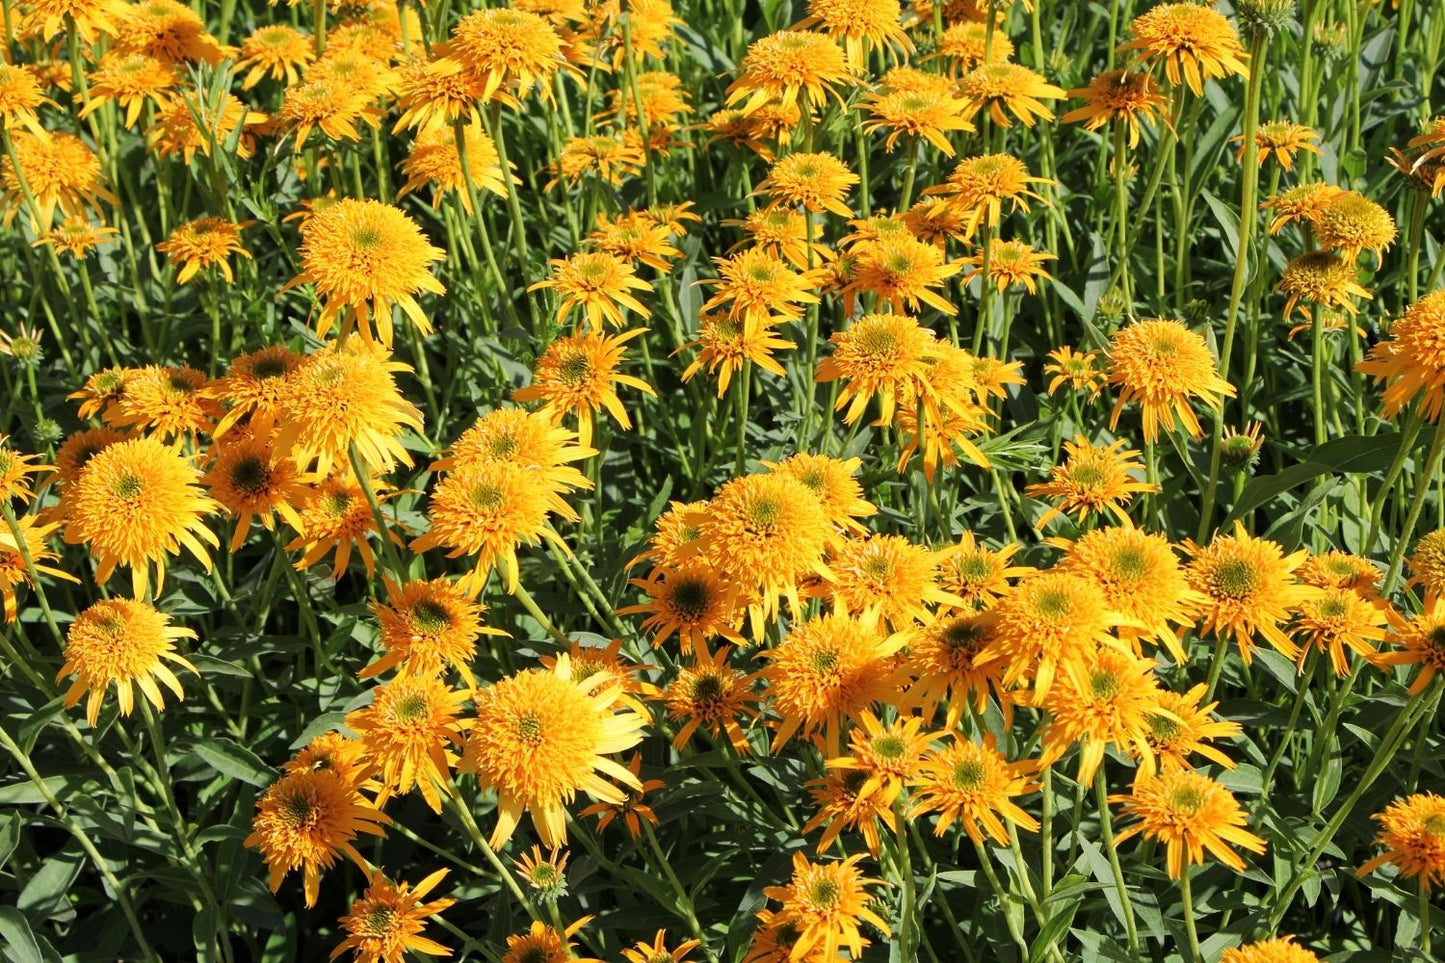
1107 318 1236 442
57 598 196 726
1358 793 1445 891
157 217 252 284
909 735 1039 844
1061 70 1166 147
331 869 455 963
1112 770 1267 878
760 853 890 960
513 328 656 447
346 676 469 812
1183 522 1316 663
726 31 854 114
1358 290 1445 421
1120 2 1250 95
957 62 1065 128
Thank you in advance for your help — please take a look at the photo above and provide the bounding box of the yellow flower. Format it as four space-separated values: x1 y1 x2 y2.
444 8 572 106
364 576 501 687
0 63 53 134
620 931 701 963
681 312 795 396
410 460 575 595
211 345 304 439
1236 120 1322 171
274 340 425 479
862 88 973 155
1220 937 1322 963
621 562 743 654
1183 522 1318 664
289 198 446 346
923 153 1051 239
957 62 1065 128
1139 684 1241 772
1375 597 1445 694
796 0 913 64
909 735 1039 844
1112 770 1267 878
513 328 657 447
35 217 120 258
977 571 1121 701
689 472 835 637
83 51 177 127
331 869 455 963
821 533 960 629
760 613 908 755
1358 793 1445 891
587 210 682 271
0 437 52 506
461 655 648 849
57 598 196 726
1120 2 1250 95
513 845 569 902
1026 436 1159 527
112 0 231 66
1039 647 1165 785
904 611 1011 727
392 57 487 134
245 767 390 907
662 642 760 753
398 123 509 215
1278 250 1372 322
962 238 1055 293
235 24 314 88
1 130 117 231
0 516 76 622
431 406 594 494
156 217 252 284
764 452 877 535
501 919 601 963
934 22 1013 74
202 434 307 553
61 436 218 599
1262 182 1345 234
1358 290 1445 421
1408 529 1445 600
1107 318 1236 442
1044 345 1107 399
287 473 403 580
936 529 1031 610
1314 190 1397 262
1061 70 1166 147
756 151 860 218
1292 587 1388 676
761 853 890 960
726 30 854 115
22 0 120 42
847 236 961 314
816 313 940 425
701 247 824 330
530 251 653 330
553 133 646 186
346 676 469 813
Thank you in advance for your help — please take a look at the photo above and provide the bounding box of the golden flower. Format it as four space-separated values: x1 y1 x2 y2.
0 62 52 133
663 642 760 753
977 571 1119 701
1112 770 1267 878
444 8 570 105
392 57 487 134
576 750 665 838
461 655 648 849
756 151 859 218
1106 318 1236 442
1358 793 1445 891
1408 528 1445 599
501 920 601 963
688 472 835 637
530 252 653 330
761 853 889 960
284 732 371 790
62 436 218 598
308 49 395 102
631 499 709 570
962 238 1055 293
620 931 701 963
848 236 961 314
21 0 120 42
726 30 854 114
909 735 1039 844
211 345 303 439
815 313 940 425
903 612 1009 729
701 247 823 330
1056 523 1205 664
1182 522 1317 664
1298 550 1381 598
1278 250 1371 321
934 21 1013 73
1026 436 1158 527
0 438 51 506
764 452 876 535
822 533 959 629
1262 182 1345 234
410 460 575 595
1358 290 1445 421
513 327 657 447
1044 345 1107 399
346 676 469 813
156 217 252 284
828 709 939 802
245 767 390 907
680 312 794 396
621 562 743 654
54 427 126 487
100 365 214 440
957 62 1065 128
1375 597 1445 694
1292 587 1388 676
331 869 455 963
0 516 75 622
287 473 402 579
588 210 682 272
202 435 307 553
760 613 907 755
1219 938 1322 963
56 598 195 726
431 406 594 494
1314 190 1397 262
279 79 383 150
1061 70 1166 147
1040 647 1164 784
862 88 973 156
364 576 500 687
924 153 1051 238
802 766 895 857
936 530 1029 610
1 130 117 231
288 198 446 346
1221 421 1266 468
35 217 119 257
796 0 913 64
513 845 569 902
553 133 646 186
1236 120 1321 170
1120 2 1250 96
235 24 314 88
112 0 231 66
1139 684 1241 772
274 340 424 479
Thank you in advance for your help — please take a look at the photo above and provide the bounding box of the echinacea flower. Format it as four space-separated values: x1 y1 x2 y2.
1119 2 1250 96
57 597 196 726
513 328 657 447
1025 436 1159 527
331 869 455 963
1358 290 1445 421
1062 70 1166 147
761 853 890 961
156 217 252 284
1358 793 1445 891
1112 770 1267 878
1106 318 1236 442
1183 522 1318 664
909 735 1039 844
345 676 469 813
726 31 854 115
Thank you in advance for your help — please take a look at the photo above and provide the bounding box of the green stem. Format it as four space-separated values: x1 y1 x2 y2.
1096 768 1142 960
1179 868 1203 963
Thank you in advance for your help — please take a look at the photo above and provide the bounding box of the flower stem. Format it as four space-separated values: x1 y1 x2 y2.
1179 867 1203 963
1095 768 1142 960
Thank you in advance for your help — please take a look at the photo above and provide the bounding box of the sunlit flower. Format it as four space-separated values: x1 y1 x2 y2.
332 869 455 963
1112 769 1266 878
909 735 1039 844
57 597 196 726
513 328 657 447
1061 70 1166 147
1107 318 1236 442
1120 2 1250 96
1358 793 1445 891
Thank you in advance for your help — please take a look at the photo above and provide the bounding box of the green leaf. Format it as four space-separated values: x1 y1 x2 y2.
18 846 83 921
0 907 62 963
190 738 276 787
1202 190 1240 263
1029 898 1081 963
189 654 254 679
0 813 20 871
